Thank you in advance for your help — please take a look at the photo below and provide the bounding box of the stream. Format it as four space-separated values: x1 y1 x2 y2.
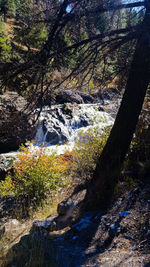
0 98 121 163
33 102 115 154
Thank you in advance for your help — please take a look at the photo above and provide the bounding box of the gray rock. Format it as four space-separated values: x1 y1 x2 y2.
0 219 27 242
55 200 78 229
55 89 84 104
31 215 57 233
0 92 36 153
57 199 75 216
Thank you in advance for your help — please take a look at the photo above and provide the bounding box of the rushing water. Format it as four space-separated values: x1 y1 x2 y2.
1 99 120 160
33 103 114 154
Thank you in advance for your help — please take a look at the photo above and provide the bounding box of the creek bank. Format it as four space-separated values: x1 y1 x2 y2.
3 179 150 267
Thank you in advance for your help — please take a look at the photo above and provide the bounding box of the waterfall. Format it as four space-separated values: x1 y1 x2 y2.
33 103 115 155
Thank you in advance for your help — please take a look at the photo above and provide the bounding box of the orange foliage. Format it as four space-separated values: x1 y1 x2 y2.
57 151 74 172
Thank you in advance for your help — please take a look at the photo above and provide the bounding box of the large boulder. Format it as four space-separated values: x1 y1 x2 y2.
0 92 36 153
54 89 104 104
55 89 84 104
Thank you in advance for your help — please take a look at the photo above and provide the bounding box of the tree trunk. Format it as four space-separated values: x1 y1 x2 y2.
87 1 150 208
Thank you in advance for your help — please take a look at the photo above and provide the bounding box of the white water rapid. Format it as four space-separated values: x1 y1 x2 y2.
33 103 115 155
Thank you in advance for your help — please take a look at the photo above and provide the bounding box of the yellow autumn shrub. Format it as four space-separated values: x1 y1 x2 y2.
0 143 71 204
0 127 109 204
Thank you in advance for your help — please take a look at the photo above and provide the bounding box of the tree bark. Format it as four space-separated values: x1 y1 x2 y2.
87 0 150 209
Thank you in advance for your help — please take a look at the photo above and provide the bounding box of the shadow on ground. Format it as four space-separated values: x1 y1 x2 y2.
2 179 150 267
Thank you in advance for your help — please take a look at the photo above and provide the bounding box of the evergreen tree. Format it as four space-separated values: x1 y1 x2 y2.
0 0 16 20
14 0 48 51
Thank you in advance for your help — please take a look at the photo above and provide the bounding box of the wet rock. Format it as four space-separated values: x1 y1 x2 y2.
45 128 67 144
62 103 74 116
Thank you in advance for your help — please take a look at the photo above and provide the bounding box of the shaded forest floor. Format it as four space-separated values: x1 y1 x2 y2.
2 178 150 267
